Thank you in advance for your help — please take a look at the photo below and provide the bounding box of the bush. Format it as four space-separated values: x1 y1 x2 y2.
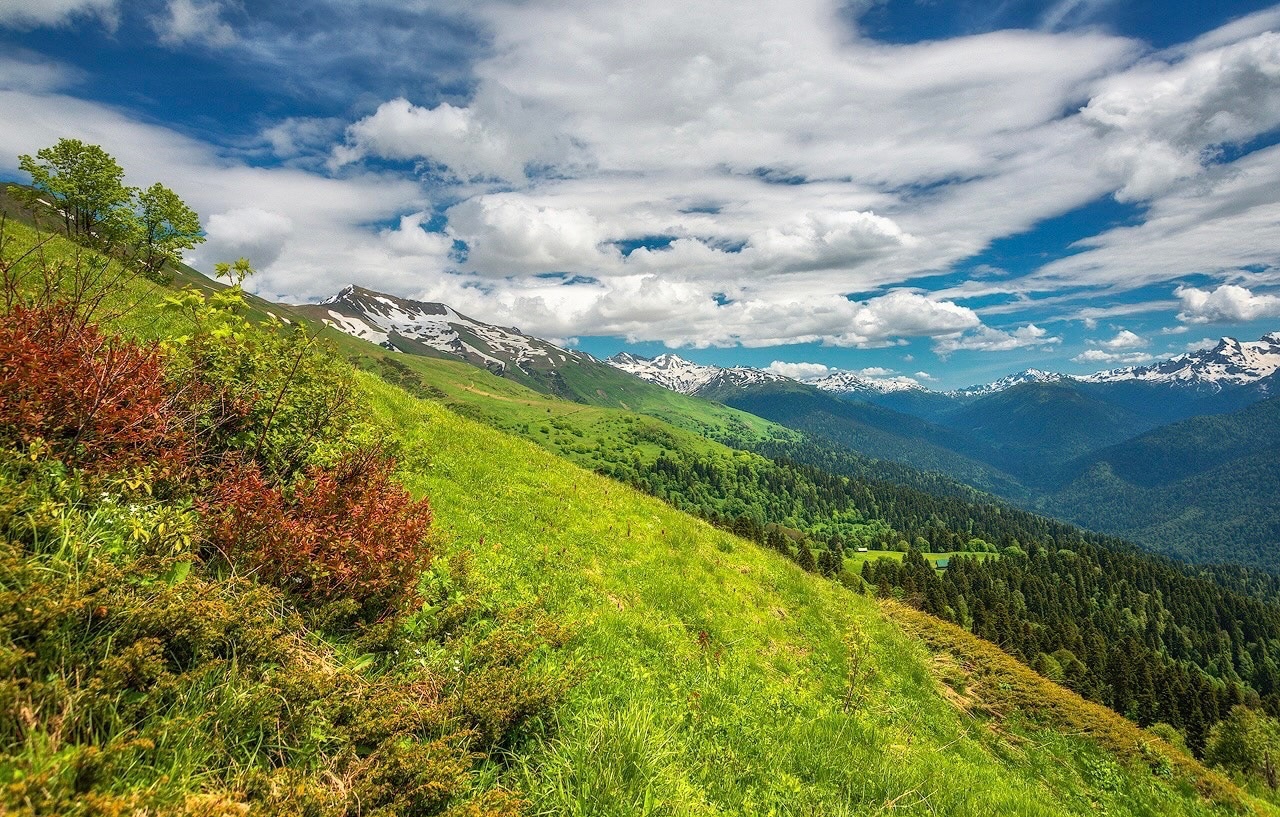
0 302 188 479
201 450 433 619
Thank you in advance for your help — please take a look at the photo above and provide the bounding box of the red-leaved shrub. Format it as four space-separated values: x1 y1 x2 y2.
0 302 189 476
201 451 433 618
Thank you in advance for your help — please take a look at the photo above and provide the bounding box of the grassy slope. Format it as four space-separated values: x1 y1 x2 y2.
367 376 1264 816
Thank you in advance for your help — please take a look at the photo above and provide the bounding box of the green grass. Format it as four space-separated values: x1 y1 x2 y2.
366 375 1269 816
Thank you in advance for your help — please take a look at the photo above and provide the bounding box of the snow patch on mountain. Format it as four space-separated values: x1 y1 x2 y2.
949 369 1068 397
310 285 588 374
1078 333 1280 391
804 371 925 395
607 353 787 395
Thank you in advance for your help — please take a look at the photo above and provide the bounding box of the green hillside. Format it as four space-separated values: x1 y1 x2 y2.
366 375 1256 816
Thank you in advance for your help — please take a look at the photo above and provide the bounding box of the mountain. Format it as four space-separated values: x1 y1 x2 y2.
804 369 925 395
607 351 788 394
949 368 1069 398
942 381 1153 485
1041 396 1280 570
1081 334 1280 391
297 284 591 378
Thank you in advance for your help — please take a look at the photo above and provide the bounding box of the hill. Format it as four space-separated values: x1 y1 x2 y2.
1042 397 1280 569
941 381 1154 485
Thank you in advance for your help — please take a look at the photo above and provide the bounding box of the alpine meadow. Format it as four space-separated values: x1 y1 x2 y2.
4 1 1280 815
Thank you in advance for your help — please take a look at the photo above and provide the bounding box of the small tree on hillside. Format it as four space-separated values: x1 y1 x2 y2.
136 182 204 278
17 138 135 245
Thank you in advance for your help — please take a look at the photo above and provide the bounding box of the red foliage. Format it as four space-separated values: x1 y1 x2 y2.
201 451 433 617
0 302 189 476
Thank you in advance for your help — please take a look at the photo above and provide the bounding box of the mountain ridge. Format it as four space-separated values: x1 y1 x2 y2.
302 284 1280 400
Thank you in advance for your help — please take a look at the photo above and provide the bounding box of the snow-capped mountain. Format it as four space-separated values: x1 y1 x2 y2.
804 371 925 395
949 369 1068 398
299 285 590 377
607 353 788 395
1079 333 1280 391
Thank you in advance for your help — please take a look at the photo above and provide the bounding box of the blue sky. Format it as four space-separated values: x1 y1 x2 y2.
2 0 1279 389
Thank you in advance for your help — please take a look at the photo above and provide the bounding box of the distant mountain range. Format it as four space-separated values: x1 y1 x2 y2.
610 334 1280 400
307 284 1280 570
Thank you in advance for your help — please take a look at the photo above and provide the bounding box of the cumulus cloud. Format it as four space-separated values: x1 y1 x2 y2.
380 212 454 259
202 208 294 269
332 84 586 182
765 361 832 380
1082 31 1280 201
153 0 235 47
1091 329 1146 349
0 0 116 29
744 211 914 272
1072 349 1155 365
447 195 616 274
1176 283 1280 323
934 324 1061 355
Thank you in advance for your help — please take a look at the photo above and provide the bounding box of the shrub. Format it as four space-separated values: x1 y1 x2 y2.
201 450 433 618
0 302 188 479
167 285 366 483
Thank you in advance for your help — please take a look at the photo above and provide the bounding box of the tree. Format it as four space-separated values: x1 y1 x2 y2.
1205 705 1275 780
136 182 204 277
17 138 134 245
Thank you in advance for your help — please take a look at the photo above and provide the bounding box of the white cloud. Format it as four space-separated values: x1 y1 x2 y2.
261 117 346 161
380 212 454 259
744 210 914 272
202 208 294 269
1176 283 1280 324
914 371 936 381
765 361 832 380
0 54 80 93
332 85 586 183
1072 349 1155 365
1092 328 1146 349
1030 143 1280 294
1081 31 1280 202
0 0 116 29
446 195 617 274
934 323 1061 355
153 0 235 47
1186 337 1219 352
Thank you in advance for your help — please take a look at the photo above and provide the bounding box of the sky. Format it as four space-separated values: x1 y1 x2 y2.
2 0 1279 389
